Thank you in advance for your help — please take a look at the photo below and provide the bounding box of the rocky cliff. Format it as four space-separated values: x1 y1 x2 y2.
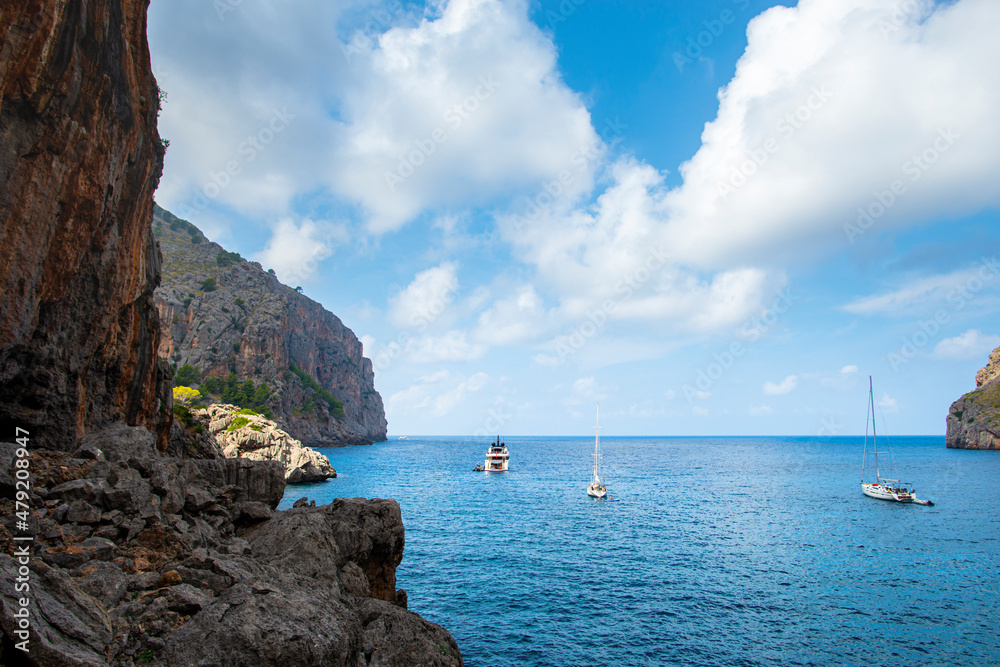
0 2 459 665
946 346 1000 449
152 206 387 447
0 0 171 451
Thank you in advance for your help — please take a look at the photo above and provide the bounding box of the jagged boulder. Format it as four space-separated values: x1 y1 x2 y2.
202 404 337 483
946 346 1000 449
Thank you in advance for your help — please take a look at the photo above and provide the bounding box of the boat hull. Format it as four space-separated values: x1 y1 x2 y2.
861 483 913 503
587 483 606 498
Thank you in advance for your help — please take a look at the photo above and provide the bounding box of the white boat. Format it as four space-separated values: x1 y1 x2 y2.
482 436 509 472
586 403 607 498
860 376 933 506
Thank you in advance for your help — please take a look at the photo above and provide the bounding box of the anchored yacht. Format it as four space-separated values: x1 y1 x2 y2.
482 436 509 472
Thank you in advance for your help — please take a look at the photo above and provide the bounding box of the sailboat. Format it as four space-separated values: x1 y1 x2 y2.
586 403 607 498
860 376 933 505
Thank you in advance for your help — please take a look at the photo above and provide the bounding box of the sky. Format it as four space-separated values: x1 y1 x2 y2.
147 0 1000 437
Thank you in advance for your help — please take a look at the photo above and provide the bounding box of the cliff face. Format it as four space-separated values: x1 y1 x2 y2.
0 0 171 451
946 346 1000 450
152 206 387 446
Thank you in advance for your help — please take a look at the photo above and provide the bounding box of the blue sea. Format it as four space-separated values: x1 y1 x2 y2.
278 437 1000 667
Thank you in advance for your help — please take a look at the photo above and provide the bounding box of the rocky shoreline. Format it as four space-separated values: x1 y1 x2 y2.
1 425 460 666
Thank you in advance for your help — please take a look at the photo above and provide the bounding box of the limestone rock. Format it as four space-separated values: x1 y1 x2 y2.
0 0 171 452
204 404 337 483
946 346 1000 449
975 346 1000 388
153 205 387 447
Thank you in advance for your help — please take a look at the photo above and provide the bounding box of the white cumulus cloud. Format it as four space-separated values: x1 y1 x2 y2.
763 375 799 395
388 262 459 330
932 329 1000 360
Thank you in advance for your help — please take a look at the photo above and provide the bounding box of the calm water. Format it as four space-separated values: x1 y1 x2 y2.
279 437 1000 667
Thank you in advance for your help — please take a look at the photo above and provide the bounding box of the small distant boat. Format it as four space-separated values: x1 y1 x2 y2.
397 436 408 440
586 403 607 499
861 376 933 506
482 436 509 472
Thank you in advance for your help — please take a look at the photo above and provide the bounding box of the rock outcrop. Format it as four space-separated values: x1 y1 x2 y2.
946 346 1000 449
0 427 462 666
153 206 387 447
0 0 172 451
201 404 337 483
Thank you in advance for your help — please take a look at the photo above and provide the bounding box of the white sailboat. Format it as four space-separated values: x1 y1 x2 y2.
861 376 933 505
586 403 607 498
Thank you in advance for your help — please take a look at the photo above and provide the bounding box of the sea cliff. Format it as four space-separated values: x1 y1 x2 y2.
946 346 1000 449
153 206 387 447
0 3 461 665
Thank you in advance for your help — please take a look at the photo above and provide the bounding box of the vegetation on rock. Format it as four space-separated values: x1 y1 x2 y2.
290 362 346 420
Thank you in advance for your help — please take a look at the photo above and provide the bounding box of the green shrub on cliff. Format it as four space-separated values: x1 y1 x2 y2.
227 416 251 433
216 250 241 267
172 405 204 433
199 373 274 419
289 363 346 420
173 364 201 387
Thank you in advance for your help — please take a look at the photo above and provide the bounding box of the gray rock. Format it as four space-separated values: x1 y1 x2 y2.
158 583 362 667
79 537 117 562
340 561 371 598
357 598 463 667
48 478 107 504
127 572 162 592
0 557 112 666
74 561 128 608
162 583 213 615
78 423 158 462
65 500 102 524
233 500 274 525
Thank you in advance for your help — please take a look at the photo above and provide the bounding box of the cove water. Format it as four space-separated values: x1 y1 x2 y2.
279 437 1000 667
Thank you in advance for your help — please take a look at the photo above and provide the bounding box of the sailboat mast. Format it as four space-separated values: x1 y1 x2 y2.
870 376 879 483
594 402 601 482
